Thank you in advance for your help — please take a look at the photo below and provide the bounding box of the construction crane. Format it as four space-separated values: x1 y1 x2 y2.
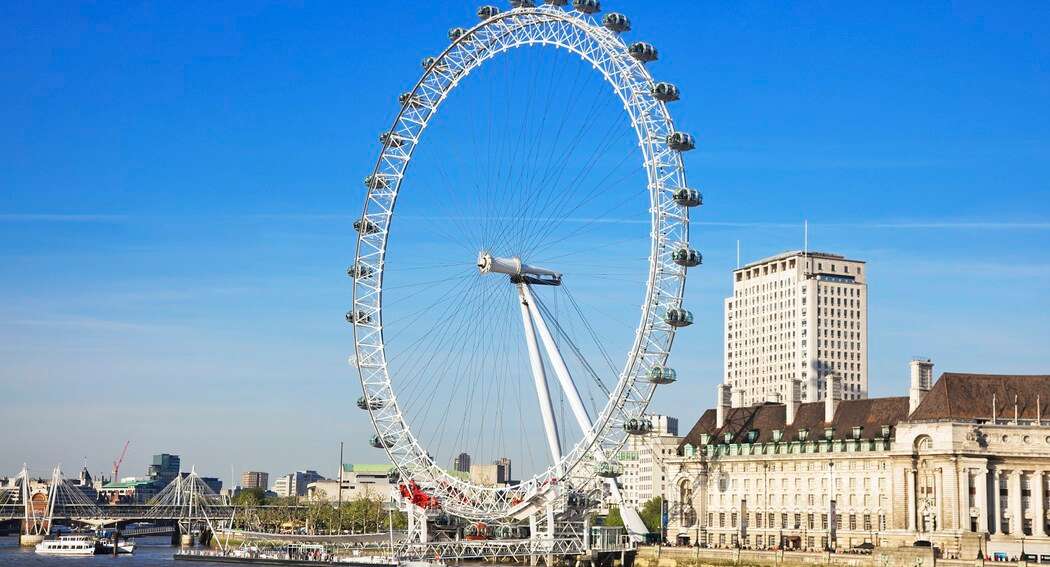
112 440 130 482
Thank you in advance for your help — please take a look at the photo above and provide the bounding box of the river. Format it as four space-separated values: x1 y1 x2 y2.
0 536 229 566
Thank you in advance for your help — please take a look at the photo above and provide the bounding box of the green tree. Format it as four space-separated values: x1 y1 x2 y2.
639 497 663 533
604 506 624 527
233 487 267 507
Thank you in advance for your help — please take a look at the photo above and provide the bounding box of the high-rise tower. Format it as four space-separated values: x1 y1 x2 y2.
724 250 868 406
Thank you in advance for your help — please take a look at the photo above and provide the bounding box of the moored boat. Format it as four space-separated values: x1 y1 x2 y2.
34 534 96 555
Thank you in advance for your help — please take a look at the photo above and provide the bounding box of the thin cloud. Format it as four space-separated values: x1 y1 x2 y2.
0 214 127 222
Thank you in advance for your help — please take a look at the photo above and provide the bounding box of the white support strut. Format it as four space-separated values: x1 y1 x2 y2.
520 284 649 542
516 283 563 471
519 283 592 438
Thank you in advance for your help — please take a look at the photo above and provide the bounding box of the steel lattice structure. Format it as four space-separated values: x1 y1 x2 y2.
352 2 697 523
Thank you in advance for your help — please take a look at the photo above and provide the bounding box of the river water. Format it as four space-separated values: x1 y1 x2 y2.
0 536 229 566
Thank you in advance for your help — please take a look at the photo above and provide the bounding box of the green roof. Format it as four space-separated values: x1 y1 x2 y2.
102 479 155 489
342 464 395 474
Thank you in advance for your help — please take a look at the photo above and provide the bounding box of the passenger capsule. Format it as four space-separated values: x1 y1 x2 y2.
449 27 468 41
602 13 630 33
364 174 389 190
357 396 385 410
399 92 424 108
666 132 695 152
380 131 406 148
673 188 702 207
596 460 624 478
369 434 395 449
422 56 447 72
544 0 568 5
347 263 376 279
664 307 694 328
510 0 536 7
672 247 702 267
478 5 501 20
646 366 677 385
624 417 653 435
346 310 372 324
572 0 600 14
628 42 658 63
354 218 379 235
651 82 680 102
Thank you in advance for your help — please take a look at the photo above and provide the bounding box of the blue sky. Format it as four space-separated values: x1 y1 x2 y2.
2 1 1048 485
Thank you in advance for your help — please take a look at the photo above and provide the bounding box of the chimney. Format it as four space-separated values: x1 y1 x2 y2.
804 375 818 404
786 378 801 426
908 358 934 414
731 388 745 409
716 384 731 429
825 374 842 423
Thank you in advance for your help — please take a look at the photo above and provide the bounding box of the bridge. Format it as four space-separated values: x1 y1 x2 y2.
0 465 232 546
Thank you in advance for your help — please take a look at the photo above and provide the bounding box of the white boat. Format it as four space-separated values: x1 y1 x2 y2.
97 536 136 554
34 534 97 555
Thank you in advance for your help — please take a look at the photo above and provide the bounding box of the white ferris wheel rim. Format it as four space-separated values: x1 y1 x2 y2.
351 4 692 521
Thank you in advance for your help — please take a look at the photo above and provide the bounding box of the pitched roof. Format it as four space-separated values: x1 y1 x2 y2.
908 373 1050 421
678 397 910 449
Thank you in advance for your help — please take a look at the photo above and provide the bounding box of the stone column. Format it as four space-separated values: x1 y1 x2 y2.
991 469 1001 535
976 467 988 534
907 468 917 532
1009 469 1023 535
1034 471 1046 537
935 467 945 532
957 465 969 531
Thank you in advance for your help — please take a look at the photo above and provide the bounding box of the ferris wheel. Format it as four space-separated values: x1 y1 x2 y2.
349 0 700 524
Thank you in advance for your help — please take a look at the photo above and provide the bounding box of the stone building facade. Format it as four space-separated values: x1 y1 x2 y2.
666 363 1050 561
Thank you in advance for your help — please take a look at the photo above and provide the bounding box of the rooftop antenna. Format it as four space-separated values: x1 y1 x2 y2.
804 219 809 257
1039 395 1042 424
1014 394 1019 424
992 392 997 422
736 240 740 269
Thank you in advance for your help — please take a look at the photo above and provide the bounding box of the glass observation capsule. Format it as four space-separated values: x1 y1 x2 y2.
347 263 375 279
477 5 501 19
596 460 624 478
651 82 680 102
672 247 702 267
448 27 468 41
399 92 424 108
369 434 395 449
573 0 600 14
673 188 702 207
346 310 372 325
354 218 379 235
628 42 658 63
364 174 389 190
666 132 695 152
646 366 678 385
357 396 385 410
421 56 447 72
624 417 654 435
602 13 630 33
545 0 568 5
510 0 536 7
380 131 406 148
664 307 694 328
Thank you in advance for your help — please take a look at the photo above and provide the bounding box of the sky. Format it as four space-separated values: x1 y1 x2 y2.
1 1 1048 486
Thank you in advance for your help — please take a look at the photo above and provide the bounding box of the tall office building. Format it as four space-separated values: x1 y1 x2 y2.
494 457 512 484
453 453 471 473
724 251 867 407
273 470 323 498
241 471 269 490
147 454 181 486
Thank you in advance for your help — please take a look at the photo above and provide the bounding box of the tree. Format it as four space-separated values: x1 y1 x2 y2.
604 506 624 527
233 487 266 507
639 497 663 533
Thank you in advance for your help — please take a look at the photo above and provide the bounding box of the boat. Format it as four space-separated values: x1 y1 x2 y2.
96 536 136 554
34 534 97 555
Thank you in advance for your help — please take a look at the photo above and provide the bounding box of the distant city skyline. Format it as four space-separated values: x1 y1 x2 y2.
2 1 1049 477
